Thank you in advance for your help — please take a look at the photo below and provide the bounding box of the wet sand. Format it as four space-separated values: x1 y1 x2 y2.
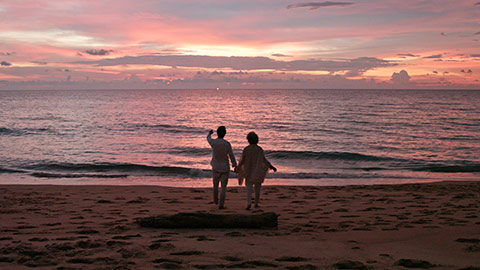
0 181 479 269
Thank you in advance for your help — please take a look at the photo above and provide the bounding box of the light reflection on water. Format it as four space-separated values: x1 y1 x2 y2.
0 89 479 186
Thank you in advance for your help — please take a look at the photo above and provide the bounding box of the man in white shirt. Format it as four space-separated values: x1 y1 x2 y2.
207 126 237 209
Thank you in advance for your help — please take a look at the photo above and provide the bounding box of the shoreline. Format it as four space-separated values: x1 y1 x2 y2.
1 180 479 269
1 174 477 188
1 178 479 190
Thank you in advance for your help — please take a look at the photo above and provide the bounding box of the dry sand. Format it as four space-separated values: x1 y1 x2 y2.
0 181 479 270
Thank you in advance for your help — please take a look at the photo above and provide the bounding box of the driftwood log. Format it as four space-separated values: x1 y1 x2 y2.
137 212 278 228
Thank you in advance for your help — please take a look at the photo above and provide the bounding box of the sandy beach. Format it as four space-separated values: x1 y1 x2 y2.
0 181 479 270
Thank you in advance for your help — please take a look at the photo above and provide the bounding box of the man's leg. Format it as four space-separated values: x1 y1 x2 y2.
212 170 220 205
218 172 229 209
246 181 253 210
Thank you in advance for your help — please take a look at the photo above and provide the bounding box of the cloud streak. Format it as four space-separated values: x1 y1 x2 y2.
424 54 443 59
398 53 419 57
84 49 114 56
286 1 354 10
271 53 291 57
72 54 394 75
1 61 12 66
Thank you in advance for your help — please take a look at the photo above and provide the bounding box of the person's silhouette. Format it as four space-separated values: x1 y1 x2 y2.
207 126 237 209
237 132 276 210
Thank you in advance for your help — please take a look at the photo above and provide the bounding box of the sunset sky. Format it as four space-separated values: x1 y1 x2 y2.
0 0 479 90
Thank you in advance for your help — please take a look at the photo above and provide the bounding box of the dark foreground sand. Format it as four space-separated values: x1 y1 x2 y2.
0 181 479 270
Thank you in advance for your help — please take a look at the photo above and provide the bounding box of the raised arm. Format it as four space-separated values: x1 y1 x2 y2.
207 130 213 146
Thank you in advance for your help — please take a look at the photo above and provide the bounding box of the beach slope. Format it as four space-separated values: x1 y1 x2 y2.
0 181 479 269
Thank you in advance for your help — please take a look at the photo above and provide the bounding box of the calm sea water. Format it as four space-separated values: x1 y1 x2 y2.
0 89 479 187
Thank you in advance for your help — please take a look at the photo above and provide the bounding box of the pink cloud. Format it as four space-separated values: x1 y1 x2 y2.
391 70 411 85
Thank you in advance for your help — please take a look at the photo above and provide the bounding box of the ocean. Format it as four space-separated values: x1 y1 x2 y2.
0 89 479 187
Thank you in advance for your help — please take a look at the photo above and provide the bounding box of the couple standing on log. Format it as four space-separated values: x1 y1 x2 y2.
207 126 277 210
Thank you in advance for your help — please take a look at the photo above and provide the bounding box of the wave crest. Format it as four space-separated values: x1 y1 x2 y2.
414 165 480 173
266 150 395 161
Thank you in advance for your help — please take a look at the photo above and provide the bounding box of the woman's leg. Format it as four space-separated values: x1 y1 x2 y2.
246 181 253 209
254 183 262 207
